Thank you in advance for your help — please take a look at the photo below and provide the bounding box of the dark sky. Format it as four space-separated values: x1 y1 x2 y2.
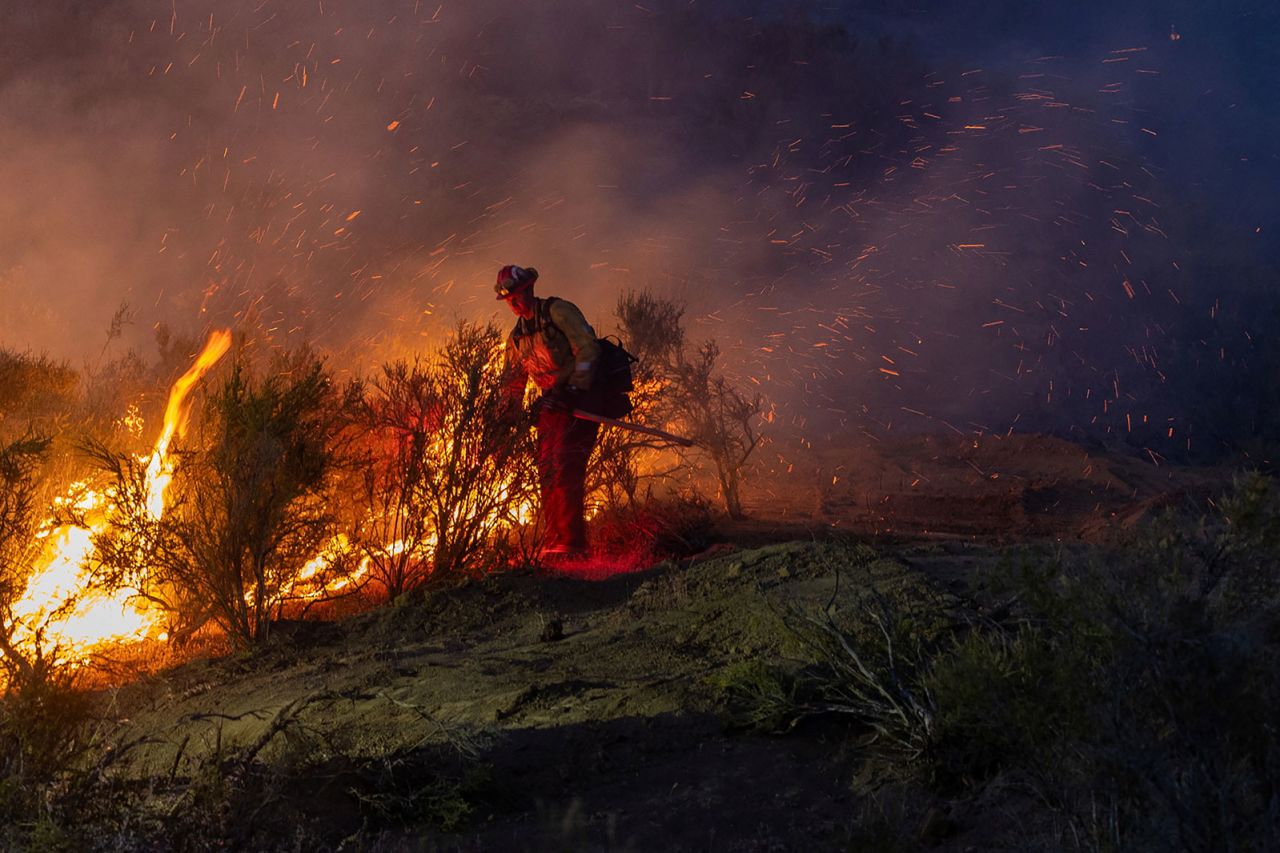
0 0 1275 454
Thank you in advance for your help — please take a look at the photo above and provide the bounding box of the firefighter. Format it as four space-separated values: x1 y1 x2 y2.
495 264 601 559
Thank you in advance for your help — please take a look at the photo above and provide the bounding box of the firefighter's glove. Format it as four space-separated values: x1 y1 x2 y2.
535 386 576 416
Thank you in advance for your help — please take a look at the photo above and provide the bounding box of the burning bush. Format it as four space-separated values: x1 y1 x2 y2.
0 435 93 770
0 434 100 838
92 347 358 647
352 321 536 596
0 436 55 673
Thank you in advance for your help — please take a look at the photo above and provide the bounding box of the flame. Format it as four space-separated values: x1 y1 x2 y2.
281 534 374 601
145 329 232 519
7 330 232 662
5 326 540 669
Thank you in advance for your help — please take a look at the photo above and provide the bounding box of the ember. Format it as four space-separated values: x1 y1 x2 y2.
0 2 1276 850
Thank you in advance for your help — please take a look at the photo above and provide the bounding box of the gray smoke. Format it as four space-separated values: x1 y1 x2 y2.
0 0 1273 456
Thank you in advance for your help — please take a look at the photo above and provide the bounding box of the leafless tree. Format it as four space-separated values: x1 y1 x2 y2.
602 290 764 519
668 340 763 520
586 292 689 508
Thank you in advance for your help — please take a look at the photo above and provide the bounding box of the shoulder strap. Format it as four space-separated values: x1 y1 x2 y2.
538 296 562 335
513 297 558 339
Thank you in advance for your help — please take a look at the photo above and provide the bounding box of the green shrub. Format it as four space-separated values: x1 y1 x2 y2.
715 478 1280 848
715 580 944 754
712 659 802 732
944 474 1280 847
925 627 1093 788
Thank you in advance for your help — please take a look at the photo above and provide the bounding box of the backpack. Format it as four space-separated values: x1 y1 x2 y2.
539 297 636 419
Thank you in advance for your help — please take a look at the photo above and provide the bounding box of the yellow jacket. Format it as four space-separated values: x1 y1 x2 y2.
503 297 601 398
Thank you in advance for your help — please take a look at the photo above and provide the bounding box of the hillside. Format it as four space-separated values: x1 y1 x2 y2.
103 539 943 850
9 435 1274 851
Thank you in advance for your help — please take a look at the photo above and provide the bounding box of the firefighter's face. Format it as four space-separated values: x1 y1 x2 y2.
504 287 536 319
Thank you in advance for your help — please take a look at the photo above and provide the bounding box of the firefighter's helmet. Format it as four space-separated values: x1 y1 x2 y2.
495 264 538 299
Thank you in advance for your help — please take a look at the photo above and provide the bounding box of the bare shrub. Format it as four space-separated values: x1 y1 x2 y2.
668 339 763 520
790 590 939 757
615 290 686 368
583 291 688 510
602 290 765 519
714 568 944 757
352 322 534 595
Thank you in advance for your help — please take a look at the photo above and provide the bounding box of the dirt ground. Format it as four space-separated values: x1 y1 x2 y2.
93 434 1231 850
750 432 1227 540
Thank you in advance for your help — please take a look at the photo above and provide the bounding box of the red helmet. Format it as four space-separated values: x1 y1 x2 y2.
494 264 538 300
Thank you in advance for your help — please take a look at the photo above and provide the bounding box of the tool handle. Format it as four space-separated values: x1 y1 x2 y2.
570 409 695 447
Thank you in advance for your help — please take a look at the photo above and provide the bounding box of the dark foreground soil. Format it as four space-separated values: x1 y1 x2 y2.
91 435 1230 851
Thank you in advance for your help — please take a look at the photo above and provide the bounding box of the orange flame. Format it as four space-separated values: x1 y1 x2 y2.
6 327 539 668
8 330 232 662
145 329 232 519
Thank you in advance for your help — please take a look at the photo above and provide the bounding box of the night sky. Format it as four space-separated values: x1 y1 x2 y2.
1 0 1276 457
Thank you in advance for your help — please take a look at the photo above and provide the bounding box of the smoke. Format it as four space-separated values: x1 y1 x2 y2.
0 0 1274 455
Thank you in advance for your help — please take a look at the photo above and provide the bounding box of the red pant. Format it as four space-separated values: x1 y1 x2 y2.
535 409 599 550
